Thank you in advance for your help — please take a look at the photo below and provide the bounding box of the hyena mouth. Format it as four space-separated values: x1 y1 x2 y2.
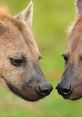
58 90 81 101
6 82 45 102
56 88 73 100
62 95 82 101
6 82 31 101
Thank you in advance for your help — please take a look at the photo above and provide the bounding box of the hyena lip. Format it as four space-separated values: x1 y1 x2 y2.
6 82 45 102
59 92 81 101
64 94 82 101
63 95 81 101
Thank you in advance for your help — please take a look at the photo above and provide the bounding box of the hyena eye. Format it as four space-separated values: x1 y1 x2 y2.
62 54 68 65
80 56 82 62
38 56 42 60
10 56 27 67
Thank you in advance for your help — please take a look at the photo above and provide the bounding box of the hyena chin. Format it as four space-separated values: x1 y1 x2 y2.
0 1 53 101
56 0 82 101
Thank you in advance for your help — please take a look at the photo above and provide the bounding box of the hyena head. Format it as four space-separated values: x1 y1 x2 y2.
56 0 82 100
0 1 53 101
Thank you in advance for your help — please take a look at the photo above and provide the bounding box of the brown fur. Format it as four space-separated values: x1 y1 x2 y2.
0 9 40 63
56 0 82 100
0 3 52 101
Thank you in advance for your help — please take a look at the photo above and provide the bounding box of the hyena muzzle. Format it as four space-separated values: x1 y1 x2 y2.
0 1 53 102
56 0 82 100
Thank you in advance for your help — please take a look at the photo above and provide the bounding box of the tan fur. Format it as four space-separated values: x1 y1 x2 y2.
0 4 46 101
0 2 52 101
0 9 40 61
58 0 82 100
0 6 10 16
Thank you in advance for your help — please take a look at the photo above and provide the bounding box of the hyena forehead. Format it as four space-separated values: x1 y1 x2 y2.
0 10 40 60
66 17 82 54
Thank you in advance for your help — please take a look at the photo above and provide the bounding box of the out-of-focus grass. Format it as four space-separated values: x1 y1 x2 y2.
0 0 82 117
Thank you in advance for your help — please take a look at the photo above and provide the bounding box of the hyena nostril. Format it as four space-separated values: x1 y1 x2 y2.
63 86 72 95
38 84 53 96
56 83 72 96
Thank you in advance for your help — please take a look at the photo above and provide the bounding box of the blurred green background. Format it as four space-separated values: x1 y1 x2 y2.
0 0 82 117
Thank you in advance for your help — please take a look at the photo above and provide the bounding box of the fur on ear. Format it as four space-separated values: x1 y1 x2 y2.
76 0 82 15
0 22 7 35
15 1 33 29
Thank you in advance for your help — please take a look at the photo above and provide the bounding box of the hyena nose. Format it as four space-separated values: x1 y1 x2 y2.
56 83 72 96
39 83 53 96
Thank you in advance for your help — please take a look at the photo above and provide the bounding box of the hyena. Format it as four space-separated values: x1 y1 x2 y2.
56 0 82 100
0 1 53 102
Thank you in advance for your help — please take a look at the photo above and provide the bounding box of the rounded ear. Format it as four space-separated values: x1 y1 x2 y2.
76 0 82 15
15 1 33 29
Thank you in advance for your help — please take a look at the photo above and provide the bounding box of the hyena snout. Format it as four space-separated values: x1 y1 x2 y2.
6 64 53 102
56 79 72 97
32 64 53 97
56 66 73 98
19 64 53 101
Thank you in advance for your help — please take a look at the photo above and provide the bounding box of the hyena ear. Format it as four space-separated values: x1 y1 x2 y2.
15 1 33 29
76 0 82 15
